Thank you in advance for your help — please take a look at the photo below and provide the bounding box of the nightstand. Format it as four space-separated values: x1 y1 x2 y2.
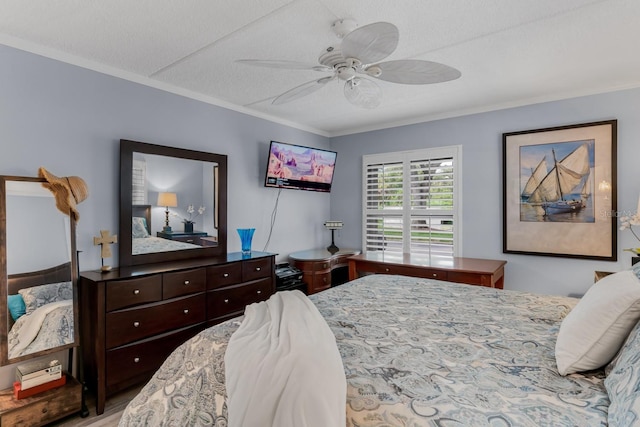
157 230 208 245
594 270 615 282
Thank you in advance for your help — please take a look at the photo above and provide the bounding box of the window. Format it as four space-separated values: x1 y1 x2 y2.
362 146 461 256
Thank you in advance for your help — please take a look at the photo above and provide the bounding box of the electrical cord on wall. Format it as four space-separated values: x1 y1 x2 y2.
262 187 282 251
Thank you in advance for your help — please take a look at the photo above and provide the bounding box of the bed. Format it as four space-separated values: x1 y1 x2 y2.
7 262 75 359
119 271 640 426
131 204 201 255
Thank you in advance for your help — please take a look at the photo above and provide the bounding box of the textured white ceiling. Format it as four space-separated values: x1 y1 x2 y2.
1 0 639 136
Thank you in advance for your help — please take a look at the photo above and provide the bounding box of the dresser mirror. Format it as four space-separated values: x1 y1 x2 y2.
0 176 79 366
119 139 228 267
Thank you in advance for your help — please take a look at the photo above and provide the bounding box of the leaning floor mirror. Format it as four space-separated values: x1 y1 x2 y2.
0 175 79 366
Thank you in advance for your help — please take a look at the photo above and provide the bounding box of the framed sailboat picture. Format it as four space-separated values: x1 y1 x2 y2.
503 120 617 260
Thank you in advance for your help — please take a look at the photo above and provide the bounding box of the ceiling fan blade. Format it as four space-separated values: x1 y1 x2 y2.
236 59 331 72
341 22 399 65
272 76 334 105
344 78 381 109
370 59 461 84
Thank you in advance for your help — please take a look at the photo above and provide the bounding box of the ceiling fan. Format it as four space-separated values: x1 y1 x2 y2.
236 19 461 109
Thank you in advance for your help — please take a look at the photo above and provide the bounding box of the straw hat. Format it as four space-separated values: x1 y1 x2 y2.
38 167 89 221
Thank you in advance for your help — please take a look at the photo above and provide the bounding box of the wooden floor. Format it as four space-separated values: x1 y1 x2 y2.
51 385 142 427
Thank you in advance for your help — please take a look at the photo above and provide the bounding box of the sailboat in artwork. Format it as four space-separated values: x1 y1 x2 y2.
521 157 548 201
528 143 590 216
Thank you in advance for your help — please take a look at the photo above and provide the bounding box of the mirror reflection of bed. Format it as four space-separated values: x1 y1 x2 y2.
131 204 203 255
2 178 79 365
119 139 227 267
7 262 75 360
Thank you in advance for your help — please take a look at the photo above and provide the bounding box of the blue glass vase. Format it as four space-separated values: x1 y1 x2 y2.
237 228 255 256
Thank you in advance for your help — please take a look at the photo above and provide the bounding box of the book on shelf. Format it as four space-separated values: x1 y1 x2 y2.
13 374 67 400
16 358 62 390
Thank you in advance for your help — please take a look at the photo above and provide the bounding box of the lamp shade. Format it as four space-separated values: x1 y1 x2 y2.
157 192 178 207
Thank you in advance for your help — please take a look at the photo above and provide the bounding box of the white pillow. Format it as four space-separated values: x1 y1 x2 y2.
555 269 640 375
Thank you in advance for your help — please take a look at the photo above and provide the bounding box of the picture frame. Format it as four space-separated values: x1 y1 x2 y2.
503 120 617 260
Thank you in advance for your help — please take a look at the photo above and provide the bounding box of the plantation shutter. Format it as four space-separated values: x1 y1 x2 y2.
362 146 460 256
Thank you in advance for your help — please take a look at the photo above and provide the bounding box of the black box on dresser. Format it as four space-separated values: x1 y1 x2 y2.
79 251 275 415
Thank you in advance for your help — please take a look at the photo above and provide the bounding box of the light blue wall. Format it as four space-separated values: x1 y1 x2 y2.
330 88 640 296
0 44 333 271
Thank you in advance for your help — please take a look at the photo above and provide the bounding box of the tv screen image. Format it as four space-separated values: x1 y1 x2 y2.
265 141 337 192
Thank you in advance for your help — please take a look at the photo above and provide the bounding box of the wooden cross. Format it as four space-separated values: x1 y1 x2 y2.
93 230 117 259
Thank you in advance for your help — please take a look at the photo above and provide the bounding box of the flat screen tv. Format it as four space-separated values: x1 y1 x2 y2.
264 141 337 192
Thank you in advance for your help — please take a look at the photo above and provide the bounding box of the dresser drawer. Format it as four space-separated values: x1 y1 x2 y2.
242 257 272 282
171 235 202 244
311 271 331 293
105 324 202 388
365 263 448 281
163 268 206 300
106 294 206 349
207 278 272 320
207 263 242 290
106 275 162 312
314 261 331 272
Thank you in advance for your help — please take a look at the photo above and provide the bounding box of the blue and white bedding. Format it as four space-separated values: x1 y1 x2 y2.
120 274 609 426
132 236 200 255
8 299 74 358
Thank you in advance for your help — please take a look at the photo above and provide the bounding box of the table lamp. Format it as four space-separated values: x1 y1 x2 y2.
324 220 343 254
157 192 178 232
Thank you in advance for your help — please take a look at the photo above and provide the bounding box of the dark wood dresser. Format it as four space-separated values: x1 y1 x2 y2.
79 251 275 415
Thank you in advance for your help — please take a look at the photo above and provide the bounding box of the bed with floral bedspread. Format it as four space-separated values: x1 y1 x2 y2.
120 274 612 427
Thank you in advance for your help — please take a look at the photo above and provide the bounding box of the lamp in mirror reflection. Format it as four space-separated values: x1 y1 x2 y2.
324 221 343 254
157 192 178 232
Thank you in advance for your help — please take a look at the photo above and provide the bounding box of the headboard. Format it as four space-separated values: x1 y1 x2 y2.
132 204 152 234
7 262 72 329
7 262 72 295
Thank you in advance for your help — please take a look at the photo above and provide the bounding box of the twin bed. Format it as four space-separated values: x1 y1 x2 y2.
119 270 640 426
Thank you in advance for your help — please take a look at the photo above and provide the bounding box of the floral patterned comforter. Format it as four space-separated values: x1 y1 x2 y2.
8 300 74 359
120 274 608 427
132 236 200 255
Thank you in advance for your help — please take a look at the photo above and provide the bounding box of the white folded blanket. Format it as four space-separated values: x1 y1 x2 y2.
225 290 346 427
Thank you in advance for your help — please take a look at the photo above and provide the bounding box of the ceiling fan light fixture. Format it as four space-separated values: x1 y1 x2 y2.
344 77 381 109
364 66 382 78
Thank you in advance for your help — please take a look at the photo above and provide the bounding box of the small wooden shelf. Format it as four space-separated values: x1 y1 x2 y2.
0 374 82 427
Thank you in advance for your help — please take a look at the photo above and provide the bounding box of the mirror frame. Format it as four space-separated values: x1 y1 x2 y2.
0 175 80 366
119 139 228 267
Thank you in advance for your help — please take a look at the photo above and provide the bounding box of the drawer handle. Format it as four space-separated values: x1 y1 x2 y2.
42 408 48 414
133 321 140 327
134 357 140 363
432 273 437 277
385 268 390 272
224 299 229 303
323 263 328 269
133 289 140 295
223 273 229 278
323 277 327 283
184 280 190 285
183 309 189 314
255 267 261 271
257 290 262 295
